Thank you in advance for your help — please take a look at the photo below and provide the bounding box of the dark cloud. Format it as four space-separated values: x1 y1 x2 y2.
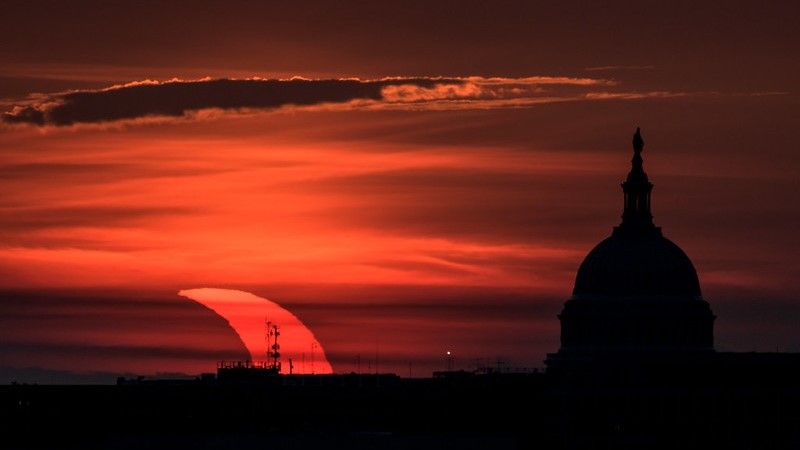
0 78 430 126
1 76 617 126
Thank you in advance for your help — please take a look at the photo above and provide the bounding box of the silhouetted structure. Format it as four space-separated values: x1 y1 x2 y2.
547 128 715 374
544 129 800 449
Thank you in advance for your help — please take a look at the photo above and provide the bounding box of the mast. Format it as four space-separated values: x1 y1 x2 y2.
265 320 281 372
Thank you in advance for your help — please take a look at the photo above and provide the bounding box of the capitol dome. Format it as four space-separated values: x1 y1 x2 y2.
547 129 715 368
573 229 701 298
572 127 702 299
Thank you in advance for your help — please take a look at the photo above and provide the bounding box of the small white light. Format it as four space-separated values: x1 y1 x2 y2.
446 351 451 356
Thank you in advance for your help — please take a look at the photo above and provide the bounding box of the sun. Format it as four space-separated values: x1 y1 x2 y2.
178 288 332 374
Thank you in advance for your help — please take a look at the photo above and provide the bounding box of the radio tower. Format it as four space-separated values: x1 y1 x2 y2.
265 320 281 373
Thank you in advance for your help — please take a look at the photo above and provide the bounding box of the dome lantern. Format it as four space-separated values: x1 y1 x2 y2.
620 127 655 232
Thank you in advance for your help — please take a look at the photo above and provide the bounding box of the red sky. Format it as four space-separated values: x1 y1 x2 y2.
1 1 798 381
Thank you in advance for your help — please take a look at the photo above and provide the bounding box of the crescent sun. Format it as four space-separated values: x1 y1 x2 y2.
179 287 333 374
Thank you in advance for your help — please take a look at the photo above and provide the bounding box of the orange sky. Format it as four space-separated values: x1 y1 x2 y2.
1 1 799 381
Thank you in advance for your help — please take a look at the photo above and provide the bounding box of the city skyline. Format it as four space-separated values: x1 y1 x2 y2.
1 1 798 381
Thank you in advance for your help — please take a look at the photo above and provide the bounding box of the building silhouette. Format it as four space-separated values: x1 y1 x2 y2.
544 129 800 449
547 128 715 374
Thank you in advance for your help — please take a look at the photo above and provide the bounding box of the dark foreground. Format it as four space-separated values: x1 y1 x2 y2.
3 357 800 450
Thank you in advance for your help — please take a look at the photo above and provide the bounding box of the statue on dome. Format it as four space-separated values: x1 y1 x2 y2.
633 127 644 154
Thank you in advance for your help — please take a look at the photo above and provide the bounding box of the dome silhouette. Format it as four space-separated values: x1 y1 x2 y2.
547 128 715 369
573 229 702 297
571 128 702 299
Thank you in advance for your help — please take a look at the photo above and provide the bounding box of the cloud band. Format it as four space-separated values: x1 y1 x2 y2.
2 76 612 126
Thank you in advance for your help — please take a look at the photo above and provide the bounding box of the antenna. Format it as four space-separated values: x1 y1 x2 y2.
264 319 281 372
270 323 281 372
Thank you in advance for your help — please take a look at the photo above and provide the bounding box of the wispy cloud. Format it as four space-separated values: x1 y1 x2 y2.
584 65 656 71
583 91 685 100
2 76 623 126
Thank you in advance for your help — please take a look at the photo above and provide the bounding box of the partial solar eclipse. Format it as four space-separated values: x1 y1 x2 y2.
179 288 332 374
